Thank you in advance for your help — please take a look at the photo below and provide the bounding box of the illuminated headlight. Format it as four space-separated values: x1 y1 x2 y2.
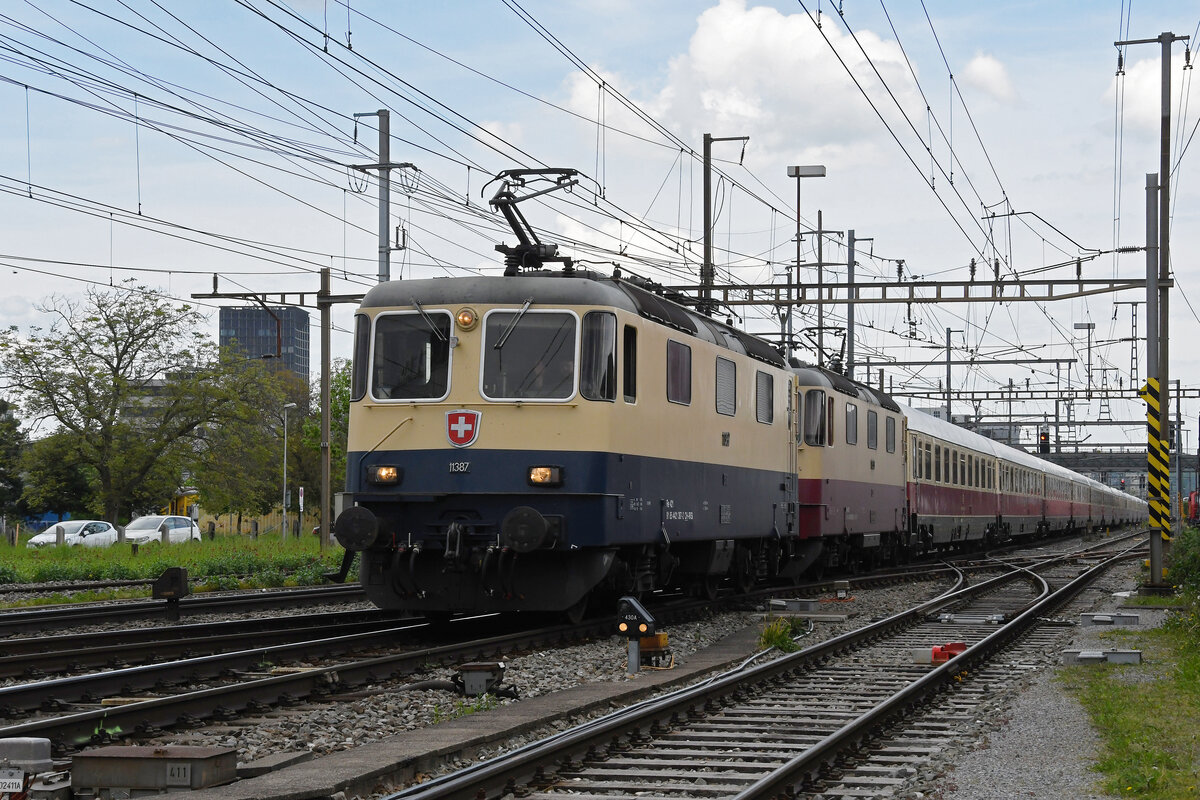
455 307 478 331
367 465 401 485
528 466 563 487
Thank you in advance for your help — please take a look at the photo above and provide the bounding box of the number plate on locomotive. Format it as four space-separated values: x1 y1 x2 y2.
448 462 470 473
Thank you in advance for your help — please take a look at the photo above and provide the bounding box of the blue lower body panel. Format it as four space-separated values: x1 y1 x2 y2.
344 447 791 613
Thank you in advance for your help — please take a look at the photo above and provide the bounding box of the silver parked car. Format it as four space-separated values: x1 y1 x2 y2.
26 520 120 548
122 515 202 545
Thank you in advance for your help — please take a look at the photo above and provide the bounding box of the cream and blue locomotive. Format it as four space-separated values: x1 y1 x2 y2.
333 271 813 619
331 169 1145 619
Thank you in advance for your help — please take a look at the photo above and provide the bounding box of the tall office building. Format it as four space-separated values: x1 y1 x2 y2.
218 306 310 384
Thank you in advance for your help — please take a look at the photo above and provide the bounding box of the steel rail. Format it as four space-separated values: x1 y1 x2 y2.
0 613 410 679
387 542 1127 800
730 542 1142 799
0 584 366 636
0 608 397 658
0 594 723 751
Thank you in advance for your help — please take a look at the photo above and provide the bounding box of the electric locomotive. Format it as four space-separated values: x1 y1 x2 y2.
330 168 1146 618
332 270 804 619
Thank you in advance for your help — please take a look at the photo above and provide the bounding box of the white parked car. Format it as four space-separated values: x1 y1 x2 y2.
123 515 202 545
26 520 120 548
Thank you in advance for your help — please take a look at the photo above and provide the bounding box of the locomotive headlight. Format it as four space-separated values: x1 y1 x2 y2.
367 465 401 485
528 465 563 486
455 307 478 331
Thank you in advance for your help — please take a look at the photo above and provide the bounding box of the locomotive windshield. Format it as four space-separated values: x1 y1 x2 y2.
482 310 576 400
371 311 452 400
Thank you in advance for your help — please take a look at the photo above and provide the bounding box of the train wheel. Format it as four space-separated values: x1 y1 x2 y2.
733 547 755 594
701 575 721 601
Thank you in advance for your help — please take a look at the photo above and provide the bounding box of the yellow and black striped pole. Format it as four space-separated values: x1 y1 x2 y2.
1143 378 1170 534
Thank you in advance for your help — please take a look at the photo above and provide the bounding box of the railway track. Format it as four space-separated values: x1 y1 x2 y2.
0 565 956 755
0 583 367 637
0 531 1138 766
0 607 409 679
382 540 1141 800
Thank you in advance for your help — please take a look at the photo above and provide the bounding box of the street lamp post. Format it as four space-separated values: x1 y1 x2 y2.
785 165 826 363
282 402 297 538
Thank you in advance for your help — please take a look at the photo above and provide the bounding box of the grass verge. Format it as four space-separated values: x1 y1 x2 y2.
1057 599 1200 799
0 534 352 606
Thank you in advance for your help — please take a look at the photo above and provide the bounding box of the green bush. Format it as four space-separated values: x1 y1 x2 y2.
1168 526 1200 593
758 616 805 653
0 534 348 596
0 561 21 584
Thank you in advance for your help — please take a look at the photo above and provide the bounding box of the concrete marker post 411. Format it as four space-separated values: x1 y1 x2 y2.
616 596 655 675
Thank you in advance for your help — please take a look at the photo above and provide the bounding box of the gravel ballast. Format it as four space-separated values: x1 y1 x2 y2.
918 558 1159 800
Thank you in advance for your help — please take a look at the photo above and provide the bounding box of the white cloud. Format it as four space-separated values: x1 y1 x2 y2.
559 0 925 173
961 53 1015 102
1107 52 1189 133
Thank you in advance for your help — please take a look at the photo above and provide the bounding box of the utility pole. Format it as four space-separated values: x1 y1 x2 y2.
847 230 855 379
1117 30 1188 590
320 268 332 549
785 164 826 356
701 133 748 315
353 109 415 284
1175 379 1183 535
846 230 872 381
195 276 365 551
817 209 824 367
943 328 963 421
1073 322 1096 399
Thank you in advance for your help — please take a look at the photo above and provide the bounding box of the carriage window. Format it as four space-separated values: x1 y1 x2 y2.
934 445 942 482
580 312 616 402
803 389 826 446
755 371 774 423
481 310 576 401
951 450 959 485
867 410 878 450
715 357 736 416
622 325 637 403
886 416 896 453
666 340 692 405
372 311 452 401
924 442 932 478
845 403 858 445
351 313 370 402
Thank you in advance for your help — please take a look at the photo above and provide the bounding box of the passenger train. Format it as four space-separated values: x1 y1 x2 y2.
331 269 1145 620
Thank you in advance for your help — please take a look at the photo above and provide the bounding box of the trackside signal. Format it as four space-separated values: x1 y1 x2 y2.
617 596 656 676
616 596 655 637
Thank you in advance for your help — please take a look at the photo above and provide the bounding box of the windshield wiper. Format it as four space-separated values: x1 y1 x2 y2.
493 298 534 350
411 298 447 342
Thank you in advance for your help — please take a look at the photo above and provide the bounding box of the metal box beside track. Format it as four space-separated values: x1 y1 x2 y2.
71 745 236 796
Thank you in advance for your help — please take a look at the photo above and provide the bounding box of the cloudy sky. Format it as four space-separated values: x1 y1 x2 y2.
1 0 1198 452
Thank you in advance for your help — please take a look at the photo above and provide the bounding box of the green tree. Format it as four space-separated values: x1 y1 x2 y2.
0 283 274 522
297 358 351 511
19 431 93 520
191 370 292 528
0 400 28 519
